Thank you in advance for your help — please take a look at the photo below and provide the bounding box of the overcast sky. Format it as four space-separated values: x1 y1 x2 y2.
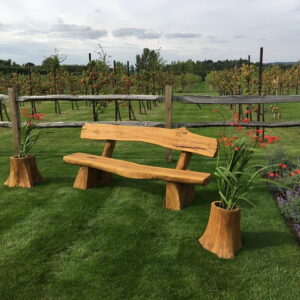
1 0 300 65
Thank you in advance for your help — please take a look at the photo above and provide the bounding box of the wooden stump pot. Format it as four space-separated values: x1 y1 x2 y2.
199 201 242 259
4 155 44 188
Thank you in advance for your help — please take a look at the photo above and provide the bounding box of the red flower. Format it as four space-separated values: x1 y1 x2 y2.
242 118 249 123
259 142 267 148
244 130 254 136
234 146 239 151
255 129 263 134
33 114 41 120
33 113 45 120
22 108 28 117
268 172 279 177
212 109 218 113
289 172 295 176
236 126 243 132
278 163 287 169
244 110 251 114
264 135 280 144
294 169 300 175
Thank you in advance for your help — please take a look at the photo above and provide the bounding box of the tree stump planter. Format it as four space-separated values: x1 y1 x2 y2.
4 156 44 188
199 201 242 259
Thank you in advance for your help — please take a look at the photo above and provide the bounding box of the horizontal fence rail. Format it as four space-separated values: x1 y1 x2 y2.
2 93 300 104
175 95 300 104
0 121 164 128
17 94 164 102
2 120 300 129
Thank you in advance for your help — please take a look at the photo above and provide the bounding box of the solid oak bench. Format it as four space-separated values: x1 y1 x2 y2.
63 124 218 210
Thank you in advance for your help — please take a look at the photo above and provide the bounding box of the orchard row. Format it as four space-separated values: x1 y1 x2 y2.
0 67 174 96
206 64 300 96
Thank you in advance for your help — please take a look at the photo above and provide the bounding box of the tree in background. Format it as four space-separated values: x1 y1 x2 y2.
94 44 111 74
136 48 165 94
41 49 66 73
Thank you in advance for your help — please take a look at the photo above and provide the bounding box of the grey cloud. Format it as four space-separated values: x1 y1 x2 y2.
51 22 107 39
206 35 229 43
112 27 161 39
112 28 145 37
165 33 201 39
138 32 161 39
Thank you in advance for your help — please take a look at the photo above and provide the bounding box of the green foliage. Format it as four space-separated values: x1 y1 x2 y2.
94 44 111 74
18 121 39 158
135 48 164 72
206 64 300 96
173 73 202 93
41 49 66 73
265 147 297 176
215 136 262 209
280 192 300 223
264 148 300 223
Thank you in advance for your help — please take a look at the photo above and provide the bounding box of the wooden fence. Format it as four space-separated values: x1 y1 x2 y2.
1 86 300 156
0 93 164 122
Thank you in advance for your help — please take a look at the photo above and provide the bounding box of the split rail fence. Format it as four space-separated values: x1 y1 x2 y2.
1 86 300 157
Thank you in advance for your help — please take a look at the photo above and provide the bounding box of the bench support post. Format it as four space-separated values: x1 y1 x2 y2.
164 182 195 210
73 166 112 190
73 140 116 189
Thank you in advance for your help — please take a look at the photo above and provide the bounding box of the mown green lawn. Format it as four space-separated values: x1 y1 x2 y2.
0 91 300 299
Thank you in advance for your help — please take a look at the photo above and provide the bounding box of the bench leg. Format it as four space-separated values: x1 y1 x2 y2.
73 167 112 190
164 182 195 210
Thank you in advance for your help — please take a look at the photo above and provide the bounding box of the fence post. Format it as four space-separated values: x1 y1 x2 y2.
8 87 21 155
165 85 173 163
257 47 264 138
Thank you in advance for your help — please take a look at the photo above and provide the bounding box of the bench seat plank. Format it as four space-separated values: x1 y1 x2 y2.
64 153 211 185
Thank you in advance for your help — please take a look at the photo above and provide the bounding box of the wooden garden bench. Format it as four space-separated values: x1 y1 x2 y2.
63 124 218 210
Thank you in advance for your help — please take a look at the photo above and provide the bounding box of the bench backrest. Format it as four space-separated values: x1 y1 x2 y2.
81 124 218 158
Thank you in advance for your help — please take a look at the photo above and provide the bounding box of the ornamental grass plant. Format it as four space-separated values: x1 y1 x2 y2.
18 108 45 158
214 112 281 210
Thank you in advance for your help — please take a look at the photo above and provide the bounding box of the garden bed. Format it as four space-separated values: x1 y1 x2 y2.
271 187 300 244
266 151 300 244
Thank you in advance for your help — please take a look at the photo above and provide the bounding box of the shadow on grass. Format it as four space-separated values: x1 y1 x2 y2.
242 230 296 250
191 189 219 208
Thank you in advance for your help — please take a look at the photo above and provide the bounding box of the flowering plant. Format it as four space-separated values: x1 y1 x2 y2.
214 111 281 210
18 108 45 158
